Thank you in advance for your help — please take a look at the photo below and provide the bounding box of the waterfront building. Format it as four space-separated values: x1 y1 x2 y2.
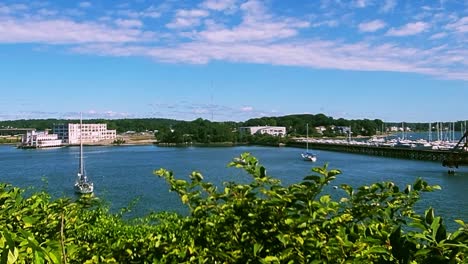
388 126 411 132
315 126 327 134
53 123 117 144
21 130 62 148
239 126 286 136
335 126 351 134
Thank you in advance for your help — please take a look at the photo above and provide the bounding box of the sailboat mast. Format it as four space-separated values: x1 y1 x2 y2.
306 123 309 152
80 113 83 175
428 122 432 142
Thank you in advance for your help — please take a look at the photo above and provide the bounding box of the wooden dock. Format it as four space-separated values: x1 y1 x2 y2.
287 142 468 165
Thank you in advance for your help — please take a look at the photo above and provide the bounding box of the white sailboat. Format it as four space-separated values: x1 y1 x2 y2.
301 123 317 162
75 114 94 194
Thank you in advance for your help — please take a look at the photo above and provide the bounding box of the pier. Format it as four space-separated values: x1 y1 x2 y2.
287 141 468 164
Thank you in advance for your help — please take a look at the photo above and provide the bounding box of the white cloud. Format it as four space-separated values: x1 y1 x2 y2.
386 22 430 36
197 1 309 43
241 106 254 112
429 32 447 40
104 111 131 118
79 2 92 8
354 0 369 8
117 6 162 19
0 1 466 83
0 18 154 44
37 8 58 17
166 9 209 29
380 0 396 13
358 20 386 32
201 0 237 11
193 108 209 114
115 19 143 28
0 3 28 15
198 20 308 43
446 16 468 33
312 20 339 28
177 9 210 18
73 37 468 81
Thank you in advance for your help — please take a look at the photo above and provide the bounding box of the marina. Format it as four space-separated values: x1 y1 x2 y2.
292 130 468 170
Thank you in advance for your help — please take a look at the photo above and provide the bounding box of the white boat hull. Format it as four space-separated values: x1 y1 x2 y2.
302 153 317 162
74 182 94 194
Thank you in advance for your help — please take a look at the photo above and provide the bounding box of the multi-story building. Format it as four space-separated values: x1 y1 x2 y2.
21 130 62 148
239 126 286 136
53 123 117 144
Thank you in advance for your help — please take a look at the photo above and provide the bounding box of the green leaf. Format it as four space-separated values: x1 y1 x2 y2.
304 175 321 183
253 243 263 257
454 219 465 227
181 194 189 204
319 195 330 204
435 221 446 243
425 208 434 225
430 217 441 241
368 246 389 254
414 248 432 257
263 256 279 262
7 247 18 264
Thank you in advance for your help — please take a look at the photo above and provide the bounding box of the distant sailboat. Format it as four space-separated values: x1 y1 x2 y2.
301 123 317 162
74 114 94 194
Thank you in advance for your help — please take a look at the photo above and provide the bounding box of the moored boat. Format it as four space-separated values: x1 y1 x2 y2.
302 124 317 162
75 114 94 194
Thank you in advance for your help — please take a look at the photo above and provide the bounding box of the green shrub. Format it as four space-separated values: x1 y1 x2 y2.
0 153 466 263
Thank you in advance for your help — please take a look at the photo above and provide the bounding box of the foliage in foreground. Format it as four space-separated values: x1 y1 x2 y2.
0 153 467 263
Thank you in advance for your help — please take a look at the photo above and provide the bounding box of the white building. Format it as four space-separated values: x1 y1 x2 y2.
53 123 117 144
21 130 62 148
388 126 411 132
239 126 286 136
315 126 327 134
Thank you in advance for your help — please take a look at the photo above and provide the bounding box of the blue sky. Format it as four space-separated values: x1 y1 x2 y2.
0 0 467 122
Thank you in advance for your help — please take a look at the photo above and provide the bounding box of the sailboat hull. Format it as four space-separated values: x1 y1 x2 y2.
74 182 94 194
301 123 318 162
301 153 317 162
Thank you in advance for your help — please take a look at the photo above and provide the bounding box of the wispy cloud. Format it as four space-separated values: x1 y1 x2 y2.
241 106 254 112
116 6 162 19
0 1 466 82
386 22 430 36
166 9 209 29
196 0 309 43
358 20 386 32
0 3 28 15
0 17 154 44
79 2 92 8
446 16 468 34
312 20 339 28
429 32 447 40
354 0 369 8
380 0 396 13
201 0 237 12
115 19 143 28
149 101 269 121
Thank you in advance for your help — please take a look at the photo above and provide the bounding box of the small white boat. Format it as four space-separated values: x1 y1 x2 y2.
75 114 94 194
302 152 317 162
302 123 317 162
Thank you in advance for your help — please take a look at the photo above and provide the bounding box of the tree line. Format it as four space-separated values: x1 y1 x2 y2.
0 114 384 141
20 115 468 144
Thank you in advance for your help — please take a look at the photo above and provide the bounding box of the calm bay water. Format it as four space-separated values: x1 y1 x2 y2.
0 144 467 231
